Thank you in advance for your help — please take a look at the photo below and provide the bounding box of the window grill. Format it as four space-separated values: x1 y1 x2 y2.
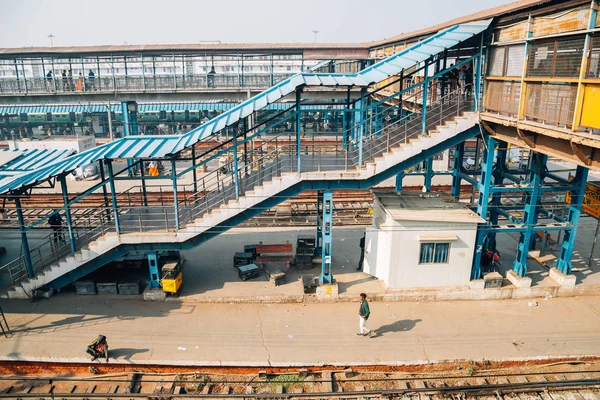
588 35 600 78
527 37 585 78
524 82 577 127
485 81 521 117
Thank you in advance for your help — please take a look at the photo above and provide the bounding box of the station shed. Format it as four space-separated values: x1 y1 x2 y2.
364 190 484 289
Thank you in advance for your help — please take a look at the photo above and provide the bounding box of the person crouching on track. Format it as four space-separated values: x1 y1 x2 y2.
86 335 109 362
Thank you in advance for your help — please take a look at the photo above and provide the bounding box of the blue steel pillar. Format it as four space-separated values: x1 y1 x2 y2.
98 160 111 222
121 101 138 176
488 141 507 250
556 165 589 274
58 174 76 255
395 172 404 192
357 88 366 166
105 159 121 234
171 159 180 231
317 190 334 284
424 157 433 192
474 34 484 111
14 196 34 278
512 152 547 277
296 89 302 173
233 128 239 199
421 58 430 135
147 252 160 288
471 134 496 280
451 142 464 199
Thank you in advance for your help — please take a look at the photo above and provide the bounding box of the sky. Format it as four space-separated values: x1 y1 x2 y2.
0 0 509 48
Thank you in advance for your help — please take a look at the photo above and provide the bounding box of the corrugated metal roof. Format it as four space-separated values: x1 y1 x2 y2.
0 20 490 194
0 100 344 115
0 148 74 176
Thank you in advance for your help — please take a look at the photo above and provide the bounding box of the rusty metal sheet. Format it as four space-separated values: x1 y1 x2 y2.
494 21 528 42
580 83 600 129
532 6 590 38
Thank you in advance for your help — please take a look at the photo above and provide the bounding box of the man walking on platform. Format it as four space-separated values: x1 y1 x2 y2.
357 293 372 337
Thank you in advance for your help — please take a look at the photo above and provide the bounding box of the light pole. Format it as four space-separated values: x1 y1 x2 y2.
312 30 319 44
47 34 55 47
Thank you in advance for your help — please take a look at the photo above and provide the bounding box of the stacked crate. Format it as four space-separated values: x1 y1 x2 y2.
295 235 316 270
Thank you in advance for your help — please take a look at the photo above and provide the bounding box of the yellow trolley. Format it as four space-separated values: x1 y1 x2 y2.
161 261 183 294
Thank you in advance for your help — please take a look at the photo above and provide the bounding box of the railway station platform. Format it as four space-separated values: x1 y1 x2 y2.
0 295 598 366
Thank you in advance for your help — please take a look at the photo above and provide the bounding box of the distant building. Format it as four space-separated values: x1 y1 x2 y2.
364 190 484 289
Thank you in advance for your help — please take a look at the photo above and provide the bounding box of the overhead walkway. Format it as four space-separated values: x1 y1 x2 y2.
0 21 491 298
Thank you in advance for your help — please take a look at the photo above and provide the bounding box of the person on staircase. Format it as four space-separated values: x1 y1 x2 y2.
48 211 65 245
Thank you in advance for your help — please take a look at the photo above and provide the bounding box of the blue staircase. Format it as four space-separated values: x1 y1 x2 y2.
0 20 490 298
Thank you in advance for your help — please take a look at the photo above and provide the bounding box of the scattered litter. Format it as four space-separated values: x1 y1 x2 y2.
287 334 294 339
195 346 199 349
528 300 538 307
285 325 289 328
177 347 187 351
256 324 261 327
340 238 345 242
266 304 270 307
545 294 553 300
286 309 289 312
342 265 345 268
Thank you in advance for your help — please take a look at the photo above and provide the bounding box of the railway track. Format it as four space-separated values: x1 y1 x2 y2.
0 362 598 399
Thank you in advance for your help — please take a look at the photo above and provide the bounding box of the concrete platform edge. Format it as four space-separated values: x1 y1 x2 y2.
0 354 597 368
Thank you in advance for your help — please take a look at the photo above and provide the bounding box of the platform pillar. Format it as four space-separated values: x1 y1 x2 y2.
317 190 334 284
105 159 121 234
139 161 149 207
424 157 433 192
171 159 180 231
471 134 496 280
147 252 160 289
121 101 138 176
512 152 546 277
421 58 430 136
357 88 366 166
59 174 76 255
488 140 508 249
98 160 111 223
395 172 404 192
15 196 34 278
233 128 239 200
296 89 302 173
556 165 589 274
451 142 464 199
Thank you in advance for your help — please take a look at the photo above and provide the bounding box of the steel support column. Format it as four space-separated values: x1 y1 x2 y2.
474 34 483 111
121 101 137 176
147 252 160 289
556 165 589 274
471 134 496 280
192 146 198 202
139 161 148 207
14 196 34 278
59 174 76 255
318 190 334 284
105 159 120 234
421 58 430 135
171 159 180 231
451 142 464 199
98 160 111 222
395 172 404 192
424 157 433 192
512 152 547 277
233 127 240 200
358 88 366 166
296 89 302 172
488 140 508 249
